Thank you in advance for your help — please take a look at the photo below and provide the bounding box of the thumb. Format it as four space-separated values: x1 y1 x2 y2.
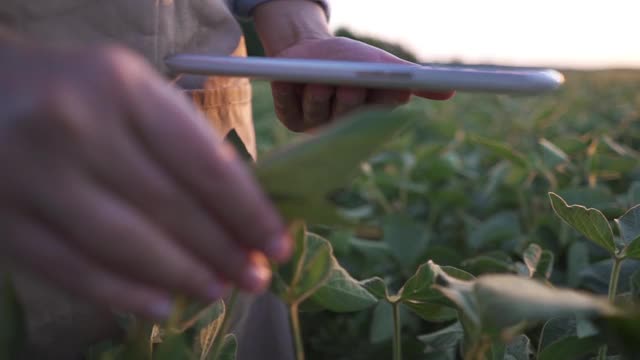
413 90 456 100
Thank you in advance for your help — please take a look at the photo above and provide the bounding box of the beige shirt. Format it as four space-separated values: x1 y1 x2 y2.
0 0 243 73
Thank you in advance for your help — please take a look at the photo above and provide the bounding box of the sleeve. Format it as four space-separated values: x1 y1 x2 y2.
231 0 330 20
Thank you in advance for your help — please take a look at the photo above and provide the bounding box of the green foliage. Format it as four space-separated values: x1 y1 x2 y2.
549 192 617 254
0 275 25 360
9 70 640 360
255 108 420 224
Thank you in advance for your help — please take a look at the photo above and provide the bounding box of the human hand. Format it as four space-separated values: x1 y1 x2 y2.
253 0 454 132
0 43 291 318
270 36 455 131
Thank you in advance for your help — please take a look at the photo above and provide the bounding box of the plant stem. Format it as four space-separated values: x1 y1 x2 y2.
596 256 624 360
392 302 402 360
289 303 305 360
210 289 239 359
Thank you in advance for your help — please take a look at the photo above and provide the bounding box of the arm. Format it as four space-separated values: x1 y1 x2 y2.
0 34 290 318
251 0 454 131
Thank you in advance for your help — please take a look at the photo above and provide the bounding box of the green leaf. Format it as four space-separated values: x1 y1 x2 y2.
398 261 437 302
369 301 394 344
467 212 521 251
434 273 618 335
255 108 419 224
173 299 225 333
197 301 226 359
548 192 616 254
468 135 529 168
360 277 390 301
289 234 333 304
504 334 532 360
536 251 554 280
523 244 554 279
0 275 25 360
307 257 377 312
598 312 640 359
630 268 640 300
418 321 464 354
523 243 542 277
627 182 640 207
580 259 640 295
567 241 590 287
154 333 191 360
399 262 474 322
462 254 515 276
537 317 601 360
382 214 429 267
273 225 333 306
216 334 237 360
616 204 640 258
538 138 570 168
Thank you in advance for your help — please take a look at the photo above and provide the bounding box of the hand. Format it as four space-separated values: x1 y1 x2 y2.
0 43 291 318
253 0 454 132
271 37 455 131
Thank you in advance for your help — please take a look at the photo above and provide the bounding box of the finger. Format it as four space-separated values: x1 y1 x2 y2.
413 90 456 100
29 172 229 301
83 128 271 292
124 80 291 262
271 82 304 132
366 89 412 107
332 86 367 119
302 84 334 129
2 212 174 319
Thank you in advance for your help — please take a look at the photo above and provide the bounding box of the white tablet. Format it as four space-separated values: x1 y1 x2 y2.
165 54 564 95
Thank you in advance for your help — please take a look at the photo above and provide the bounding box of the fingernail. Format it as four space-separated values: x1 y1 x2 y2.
207 281 226 300
243 262 271 292
149 298 173 319
265 234 293 261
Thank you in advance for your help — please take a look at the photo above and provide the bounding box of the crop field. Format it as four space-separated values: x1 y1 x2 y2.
2 70 640 360
251 70 640 360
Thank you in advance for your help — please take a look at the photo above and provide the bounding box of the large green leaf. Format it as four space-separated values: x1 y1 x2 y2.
360 277 390 301
548 192 616 254
539 138 570 168
272 227 333 306
467 135 529 168
434 273 618 335
307 256 377 312
216 334 237 360
382 214 429 268
0 275 25 360
397 262 474 322
537 317 601 360
467 212 521 251
369 301 394 344
616 204 640 259
255 108 419 224
154 333 191 360
567 241 590 287
418 321 464 354
504 334 532 360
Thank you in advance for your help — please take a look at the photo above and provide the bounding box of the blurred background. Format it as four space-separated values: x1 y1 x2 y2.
244 0 639 69
240 3 640 359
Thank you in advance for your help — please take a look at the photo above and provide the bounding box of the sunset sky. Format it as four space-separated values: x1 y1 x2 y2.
329 1 639 69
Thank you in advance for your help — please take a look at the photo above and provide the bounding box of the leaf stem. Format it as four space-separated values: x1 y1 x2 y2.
392 302 402 360
289 303 305 360
211 289 239 359
597 256 624 360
